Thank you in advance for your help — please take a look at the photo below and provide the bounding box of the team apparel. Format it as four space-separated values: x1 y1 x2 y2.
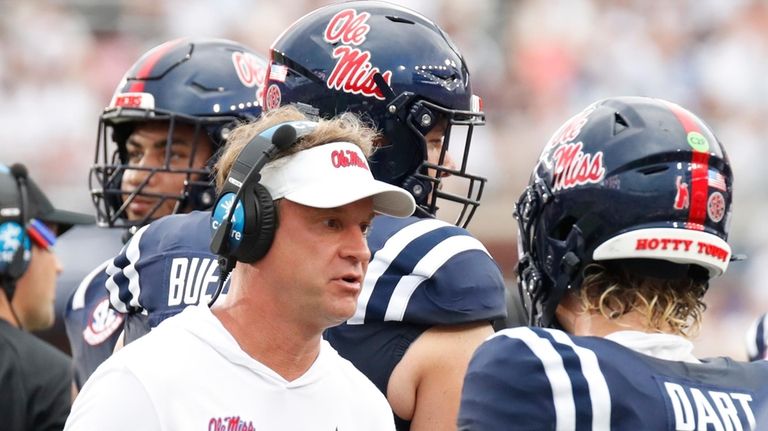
0 319 72 431
458 327 768 430
746 313 768 362
325 215 506 428
65 304 395 431
65 260 123 388
60 225 125 388
105 211 227 344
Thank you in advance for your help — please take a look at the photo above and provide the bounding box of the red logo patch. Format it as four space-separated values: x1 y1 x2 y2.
265 84 281 112
114 94 141 108
83 298 124 346
674 176 689 210
707 191 725 223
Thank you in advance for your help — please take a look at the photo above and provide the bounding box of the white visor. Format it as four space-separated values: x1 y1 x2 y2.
592 227 731 277
259 142 415 217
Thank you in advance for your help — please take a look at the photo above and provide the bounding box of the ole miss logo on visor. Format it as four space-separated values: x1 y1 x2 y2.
323 9 392 100
331 149 369 171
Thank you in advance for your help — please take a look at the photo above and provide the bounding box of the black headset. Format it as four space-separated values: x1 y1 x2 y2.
207 121 317 305
0 164 31 301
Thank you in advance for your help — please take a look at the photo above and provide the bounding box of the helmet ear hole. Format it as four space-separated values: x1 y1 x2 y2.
550 216 578 242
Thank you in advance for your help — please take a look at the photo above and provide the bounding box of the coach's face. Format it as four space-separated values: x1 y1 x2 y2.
121 121 214 221
14 244 62 331
259 198 374 331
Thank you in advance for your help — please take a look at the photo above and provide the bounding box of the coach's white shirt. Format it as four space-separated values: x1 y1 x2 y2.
65 304 395 431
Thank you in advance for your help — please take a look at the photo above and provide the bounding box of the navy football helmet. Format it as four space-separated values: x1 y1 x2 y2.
90 38 266 228
266 1 485 227
515 97 734 327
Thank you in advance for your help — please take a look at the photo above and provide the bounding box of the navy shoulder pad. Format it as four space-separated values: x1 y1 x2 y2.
105 211 224 326
349 216 506 325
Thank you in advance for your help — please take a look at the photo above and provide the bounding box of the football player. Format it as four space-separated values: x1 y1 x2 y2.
105 3 507 429
63 38 265 390
458 96 768 430
269 3 506 429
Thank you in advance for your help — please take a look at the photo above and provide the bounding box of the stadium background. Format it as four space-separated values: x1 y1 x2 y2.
1 0 766 359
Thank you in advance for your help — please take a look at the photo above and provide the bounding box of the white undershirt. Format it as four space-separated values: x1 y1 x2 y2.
605 330 701 363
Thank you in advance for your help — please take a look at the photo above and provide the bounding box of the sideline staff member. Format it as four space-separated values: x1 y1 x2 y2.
0 163 93 431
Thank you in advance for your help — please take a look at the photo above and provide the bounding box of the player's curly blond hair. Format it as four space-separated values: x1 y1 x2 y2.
576 263 708 337
214 105 378 193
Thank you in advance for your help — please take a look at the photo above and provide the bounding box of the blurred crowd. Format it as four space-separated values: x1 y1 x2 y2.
1 0 767 358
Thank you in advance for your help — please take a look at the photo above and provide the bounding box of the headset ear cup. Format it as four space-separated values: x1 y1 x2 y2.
235 184 277 263
0 221 30 281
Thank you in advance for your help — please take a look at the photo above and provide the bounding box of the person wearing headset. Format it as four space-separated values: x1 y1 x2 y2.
64 106 415 430
0 163 93 431
458 97 768 430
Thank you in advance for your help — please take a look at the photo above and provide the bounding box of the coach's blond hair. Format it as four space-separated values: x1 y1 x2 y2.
214 106 378 193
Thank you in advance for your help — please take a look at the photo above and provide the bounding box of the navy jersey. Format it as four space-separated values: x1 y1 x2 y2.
105 211 228 344
344 216 506 325
746 313 768 362
61 225 125 388
39 225 121 354
459 327 768 431
326 215 507 429
65 260 124 389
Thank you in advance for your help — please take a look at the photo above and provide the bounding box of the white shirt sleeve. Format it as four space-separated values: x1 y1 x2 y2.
64 360 161 431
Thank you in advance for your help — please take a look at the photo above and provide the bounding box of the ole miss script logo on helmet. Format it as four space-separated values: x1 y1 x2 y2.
541 103 605 191
232 51 265 105
323 9 392 100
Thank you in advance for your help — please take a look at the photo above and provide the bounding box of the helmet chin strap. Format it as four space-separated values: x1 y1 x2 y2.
373 73 396 101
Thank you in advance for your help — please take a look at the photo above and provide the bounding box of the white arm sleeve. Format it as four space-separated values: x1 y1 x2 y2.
64 362 161 431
